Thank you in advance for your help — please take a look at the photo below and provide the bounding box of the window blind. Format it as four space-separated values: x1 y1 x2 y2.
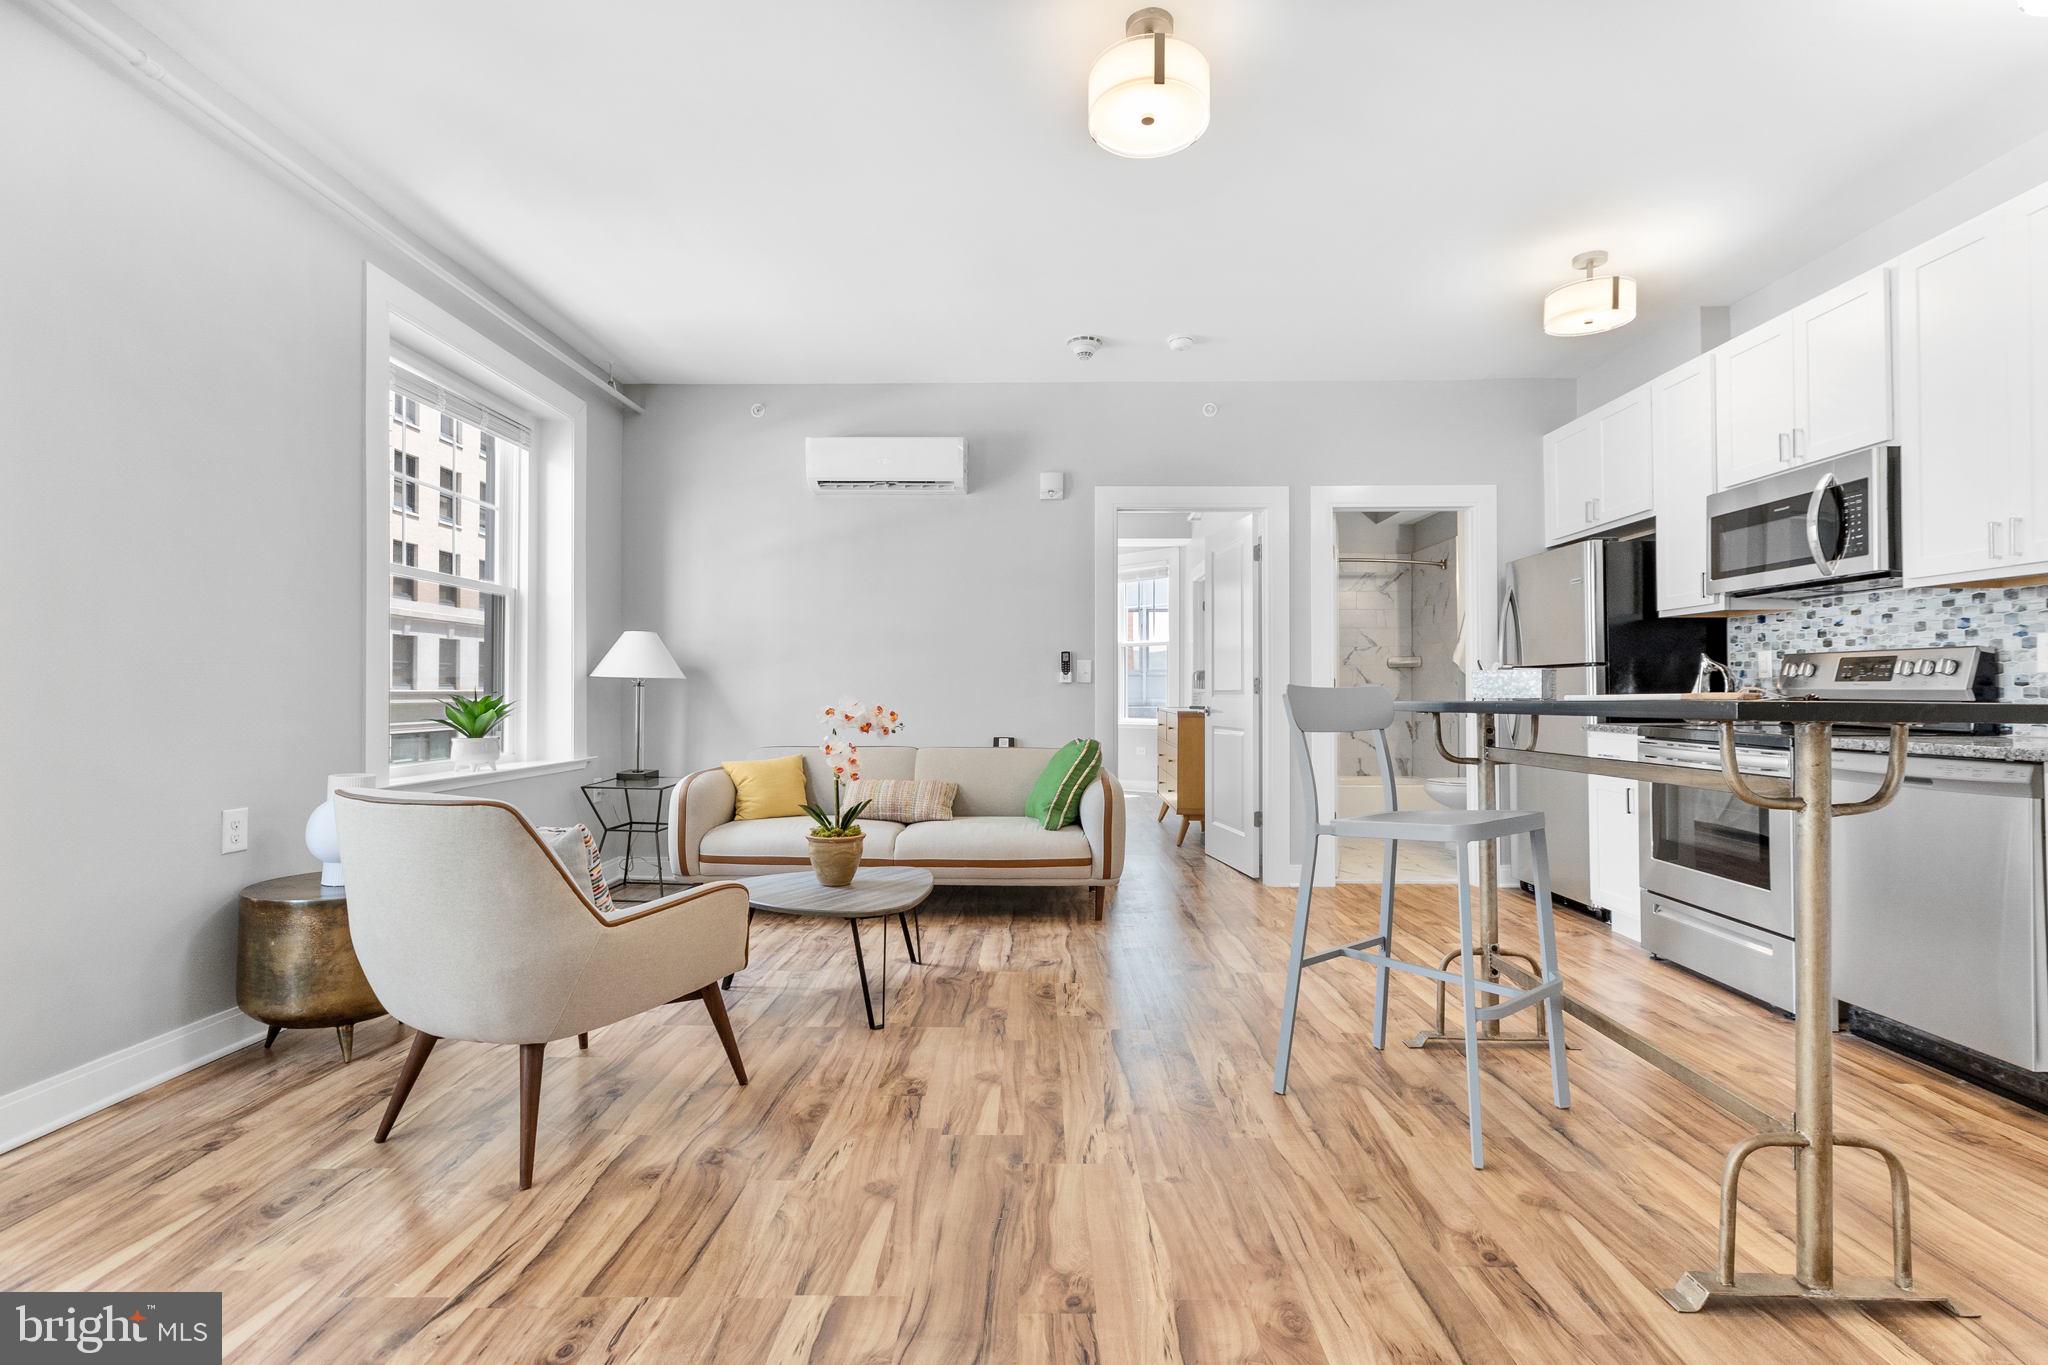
390 361 534 448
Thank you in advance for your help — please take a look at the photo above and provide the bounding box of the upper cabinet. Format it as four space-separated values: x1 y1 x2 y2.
1543 383 1653 545
1898 189 2048 585
1714 316 1796 488
1714 267 1893 489
1650 354 1718 615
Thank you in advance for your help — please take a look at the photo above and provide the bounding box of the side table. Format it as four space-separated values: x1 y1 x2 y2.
237 873 386 1062
581 775 680 893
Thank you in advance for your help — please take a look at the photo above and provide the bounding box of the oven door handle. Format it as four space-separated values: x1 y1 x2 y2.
1805 472 1842 577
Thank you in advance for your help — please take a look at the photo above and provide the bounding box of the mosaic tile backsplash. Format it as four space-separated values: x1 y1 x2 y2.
1725 581 2048 701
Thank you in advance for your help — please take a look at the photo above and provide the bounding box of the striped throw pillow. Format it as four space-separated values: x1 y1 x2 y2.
851 778 958 824
1026 739 1102 830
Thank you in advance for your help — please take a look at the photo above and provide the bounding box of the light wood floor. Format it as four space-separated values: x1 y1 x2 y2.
6 804 2048 1362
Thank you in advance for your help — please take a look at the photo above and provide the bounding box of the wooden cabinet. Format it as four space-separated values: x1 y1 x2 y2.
1543 383 1654 545
1651 354 1719 615
1898 188 2048 586
1715 266 1892 490
1155 708 1205 846
1584 730 1642 942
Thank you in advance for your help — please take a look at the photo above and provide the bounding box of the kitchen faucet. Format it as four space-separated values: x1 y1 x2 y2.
1691 654 1733 693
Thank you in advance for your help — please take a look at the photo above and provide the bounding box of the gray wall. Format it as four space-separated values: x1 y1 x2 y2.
0 8 628 1100
622 380 1573 770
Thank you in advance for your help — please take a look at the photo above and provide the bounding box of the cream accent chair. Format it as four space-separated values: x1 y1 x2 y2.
671 746 1125 918
335 788 751 1189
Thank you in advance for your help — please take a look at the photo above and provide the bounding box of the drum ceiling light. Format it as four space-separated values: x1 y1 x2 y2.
1088 8 1210 159
1543 251 1638 337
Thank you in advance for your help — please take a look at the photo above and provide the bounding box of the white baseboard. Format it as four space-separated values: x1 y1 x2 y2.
0 1007 265 1157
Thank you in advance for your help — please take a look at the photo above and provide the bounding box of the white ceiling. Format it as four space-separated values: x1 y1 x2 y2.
115 0 2048 384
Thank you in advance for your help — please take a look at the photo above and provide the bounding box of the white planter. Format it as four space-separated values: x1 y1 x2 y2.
452 735 503 772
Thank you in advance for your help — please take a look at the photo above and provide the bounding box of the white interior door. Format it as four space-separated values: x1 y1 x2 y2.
1204 513 1262 878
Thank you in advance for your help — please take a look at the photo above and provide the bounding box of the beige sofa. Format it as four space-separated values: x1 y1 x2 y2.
669 746 1124 917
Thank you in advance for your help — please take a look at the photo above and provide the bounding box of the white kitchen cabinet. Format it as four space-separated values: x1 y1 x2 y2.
1651 354 1718 614
2014 184 2048 568
1793 267 1892 459
1897 208 2014 585
1714 315 1796 488
1584 730 1642 942
1897 191 2048 587
1714 267 1892 489
1542 383 1653 545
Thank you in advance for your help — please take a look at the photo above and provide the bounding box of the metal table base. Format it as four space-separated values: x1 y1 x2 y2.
1424 711 1974 1317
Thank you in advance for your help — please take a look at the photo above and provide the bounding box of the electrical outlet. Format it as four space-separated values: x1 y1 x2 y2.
222 807 249 854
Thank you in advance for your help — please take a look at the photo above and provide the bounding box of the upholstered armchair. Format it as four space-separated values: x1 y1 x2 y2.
335 788 752 1189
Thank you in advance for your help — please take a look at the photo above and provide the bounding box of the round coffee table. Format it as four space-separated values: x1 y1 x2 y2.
739 867 932 1028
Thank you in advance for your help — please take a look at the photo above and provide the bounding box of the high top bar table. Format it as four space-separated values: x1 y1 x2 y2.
1396 695 2048 1315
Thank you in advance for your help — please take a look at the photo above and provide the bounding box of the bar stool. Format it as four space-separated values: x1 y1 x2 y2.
1271 684 1569 1168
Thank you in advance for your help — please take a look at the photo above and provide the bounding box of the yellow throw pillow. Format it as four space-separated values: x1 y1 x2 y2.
722 754 809 821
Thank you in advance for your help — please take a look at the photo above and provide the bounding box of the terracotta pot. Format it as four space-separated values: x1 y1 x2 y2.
807 832 865 887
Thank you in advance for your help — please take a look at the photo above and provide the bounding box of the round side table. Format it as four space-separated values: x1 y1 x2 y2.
237 873 386 1062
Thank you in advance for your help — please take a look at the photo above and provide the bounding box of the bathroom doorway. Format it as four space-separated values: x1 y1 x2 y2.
1307 483 1498 890
1331 510 1467 882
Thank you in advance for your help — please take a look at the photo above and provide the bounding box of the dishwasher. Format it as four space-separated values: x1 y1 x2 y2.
1832 749 2048 1076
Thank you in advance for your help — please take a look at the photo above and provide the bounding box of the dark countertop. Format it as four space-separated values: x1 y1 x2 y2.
1396 697 2048 726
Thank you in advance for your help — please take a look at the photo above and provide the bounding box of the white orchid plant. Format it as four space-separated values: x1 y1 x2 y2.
802 700 905 837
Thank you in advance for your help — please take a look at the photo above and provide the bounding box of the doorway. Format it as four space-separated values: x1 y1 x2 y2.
1308 485 1499 888
1094 488 1291 885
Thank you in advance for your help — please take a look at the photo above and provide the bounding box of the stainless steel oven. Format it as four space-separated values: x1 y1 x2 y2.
1638 739 1794 936
1704 445 1898 597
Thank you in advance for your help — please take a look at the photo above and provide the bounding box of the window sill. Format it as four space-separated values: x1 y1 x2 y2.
383 756 593 793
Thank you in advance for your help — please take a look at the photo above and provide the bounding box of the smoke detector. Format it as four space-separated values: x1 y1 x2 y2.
1066 335 1104 361
1166 333 1196 352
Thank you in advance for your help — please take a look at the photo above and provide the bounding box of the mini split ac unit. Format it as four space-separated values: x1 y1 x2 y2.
805 437 966 494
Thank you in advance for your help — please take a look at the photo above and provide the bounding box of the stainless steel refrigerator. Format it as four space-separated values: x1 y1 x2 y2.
1497 538 1725 911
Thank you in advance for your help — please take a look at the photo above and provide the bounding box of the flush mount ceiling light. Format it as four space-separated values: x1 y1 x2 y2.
1088 8 1210 158
1542 250 1638 337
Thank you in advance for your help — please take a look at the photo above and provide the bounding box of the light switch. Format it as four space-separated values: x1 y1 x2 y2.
1075 658 1093 684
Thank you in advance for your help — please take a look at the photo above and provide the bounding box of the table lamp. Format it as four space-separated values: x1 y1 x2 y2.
591 630 686 781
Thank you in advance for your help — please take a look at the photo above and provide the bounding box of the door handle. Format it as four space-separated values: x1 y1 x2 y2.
1624 788 1633 815
1792 427 1806 462
2012 517 2026 556
1590 497 1600 523
1989 520 2004 560
1699 570 1707 598
1805 472 1842 575
1778 432 1790 464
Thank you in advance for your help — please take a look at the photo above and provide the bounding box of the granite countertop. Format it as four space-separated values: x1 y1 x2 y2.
1582 719 2048 763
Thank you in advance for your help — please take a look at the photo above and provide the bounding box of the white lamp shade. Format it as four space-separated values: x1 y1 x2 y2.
591 630 686 681
1543 273 1638 337
1088 31 1210 158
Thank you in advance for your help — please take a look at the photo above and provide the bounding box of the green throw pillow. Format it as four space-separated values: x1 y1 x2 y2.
1026 739 1102 830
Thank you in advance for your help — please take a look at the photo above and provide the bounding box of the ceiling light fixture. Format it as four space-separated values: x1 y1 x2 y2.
1543 251 1638 337
2022 0 2048 15
1088 8 1210 159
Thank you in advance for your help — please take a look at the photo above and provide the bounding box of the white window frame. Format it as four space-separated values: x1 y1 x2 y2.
1117 554 1175 724
362 266 591 790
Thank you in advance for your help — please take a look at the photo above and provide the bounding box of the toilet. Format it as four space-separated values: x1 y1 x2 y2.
1423 776 1468 810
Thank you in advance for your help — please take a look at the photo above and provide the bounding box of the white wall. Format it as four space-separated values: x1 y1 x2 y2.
1577 124 2048 413
622 380 1572 771
0 8 627 1111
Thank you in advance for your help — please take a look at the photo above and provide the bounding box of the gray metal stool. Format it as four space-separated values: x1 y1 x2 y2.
1272 684 1570 1168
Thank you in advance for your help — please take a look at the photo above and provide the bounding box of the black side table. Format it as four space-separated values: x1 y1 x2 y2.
580 775 680 894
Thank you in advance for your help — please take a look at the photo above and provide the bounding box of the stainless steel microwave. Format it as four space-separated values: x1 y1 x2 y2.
1703 445 1899 597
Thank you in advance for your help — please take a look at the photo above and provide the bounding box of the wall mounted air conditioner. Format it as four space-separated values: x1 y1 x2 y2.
805 437 966 494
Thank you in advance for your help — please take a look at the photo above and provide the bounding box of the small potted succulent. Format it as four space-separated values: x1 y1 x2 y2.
437 693 514 771
802 701 903 886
